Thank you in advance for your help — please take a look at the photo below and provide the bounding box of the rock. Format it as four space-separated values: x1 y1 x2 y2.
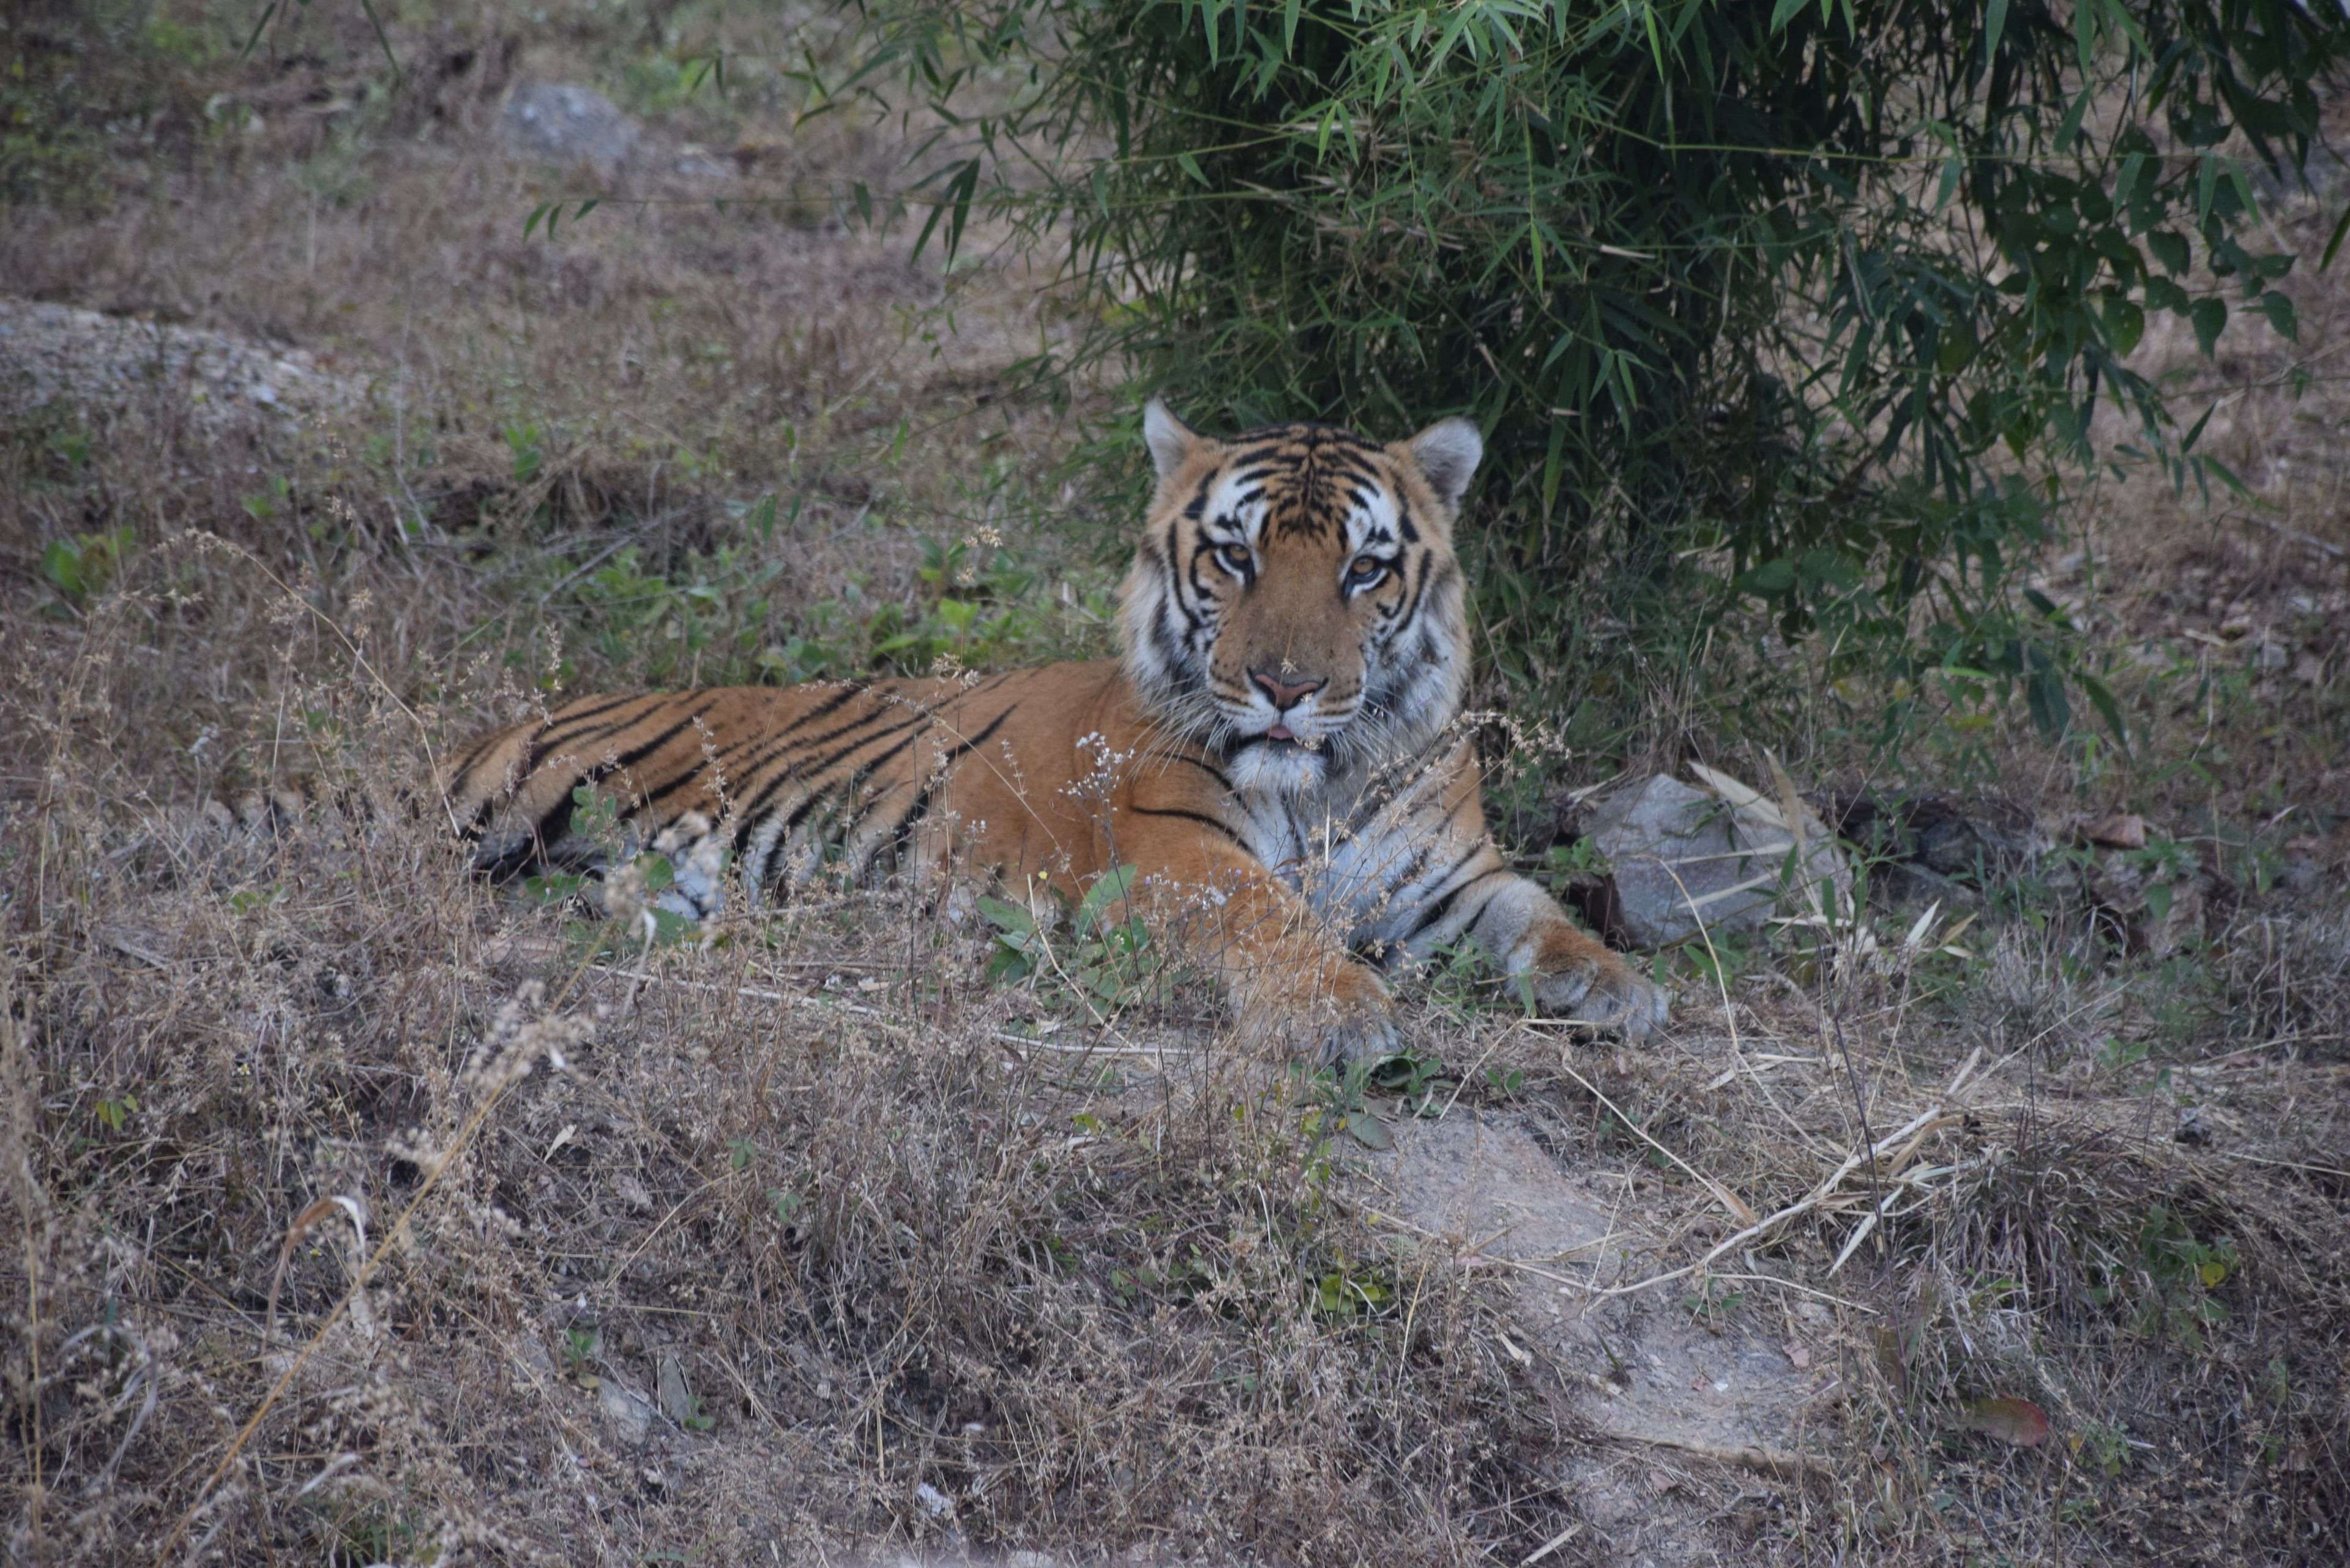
1819 788 2050 903
1358 1111 1822 1474
499 82 640 173
1911 800 2042 880
667 143 734 182
0 296 362 433
655 1350 697 1425
1585 771 1849 949
598 1376 658 1445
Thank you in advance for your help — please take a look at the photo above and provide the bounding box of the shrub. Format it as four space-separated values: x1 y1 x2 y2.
846 0 2347 732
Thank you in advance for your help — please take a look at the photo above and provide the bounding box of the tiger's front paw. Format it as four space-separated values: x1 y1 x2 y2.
1251 960 1398 1067
1529 952 1671 1040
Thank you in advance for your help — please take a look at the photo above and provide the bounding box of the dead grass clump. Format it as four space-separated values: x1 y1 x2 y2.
2 583 1585 1563
1967 923 2122 1068
1521 924 2349 1564
660 986 1571 1558
1865 1118 2350 1564
2209 910 2350 1062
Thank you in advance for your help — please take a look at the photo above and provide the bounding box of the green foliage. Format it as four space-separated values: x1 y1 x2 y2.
847 0 2346 736
1680 1275 1747 1329
1312 1256 1396 1320
2086 1202 2238 1349
1 44 109 211
521 490 1114 690
39 528 135 608
561 1326 599 1384
526 785 703 947
1419 935 1538 1018
501 422 545 486
980 865 1168 1011
1367 1044 1451 1118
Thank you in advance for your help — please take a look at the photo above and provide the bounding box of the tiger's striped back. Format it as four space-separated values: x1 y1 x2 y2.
449 666 1134 903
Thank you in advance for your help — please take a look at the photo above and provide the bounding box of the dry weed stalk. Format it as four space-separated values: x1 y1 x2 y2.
153 980 592 1567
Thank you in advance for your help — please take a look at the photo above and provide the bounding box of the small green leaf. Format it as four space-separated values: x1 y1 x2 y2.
2146 230 2190 275
976 894 1035 936
644 908 698 945
40 540 85 599
2189 296 2226 356
1345 1111 1393 1150
2025 665 2070 738
2144 881 2174 925
2101 297 2143 355
1737 559 1797 597
2114 151 2146 209
1076 864 1138 937
2321 204 2350 271
2054 84 2093 152
2079 674 2128 749
2198 454 2253 499
1933 154 1963 212
2256 289 2297 341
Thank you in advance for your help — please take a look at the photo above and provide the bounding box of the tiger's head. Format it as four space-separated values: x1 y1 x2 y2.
1119 401 1482 796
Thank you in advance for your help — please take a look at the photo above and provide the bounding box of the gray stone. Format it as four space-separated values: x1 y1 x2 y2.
499 82 641 174
655 1350 697 1425
0 297 360 433
1587 772 1846 949
597 1376 658 1445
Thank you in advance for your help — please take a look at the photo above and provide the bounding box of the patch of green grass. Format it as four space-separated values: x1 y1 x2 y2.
980 864 1166 1016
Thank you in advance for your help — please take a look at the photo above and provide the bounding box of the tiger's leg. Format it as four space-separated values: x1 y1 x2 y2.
1338 749 1670 1039
1108 812 1398 1064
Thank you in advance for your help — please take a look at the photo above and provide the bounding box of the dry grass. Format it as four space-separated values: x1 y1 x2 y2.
5 4 2349 1565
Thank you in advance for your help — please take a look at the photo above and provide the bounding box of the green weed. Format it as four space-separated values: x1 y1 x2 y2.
980 864 1164 1014
40 529 135 610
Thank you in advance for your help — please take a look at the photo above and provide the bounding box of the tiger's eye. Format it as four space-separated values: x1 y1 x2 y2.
1217 542 1252 573
1348 555 1386 583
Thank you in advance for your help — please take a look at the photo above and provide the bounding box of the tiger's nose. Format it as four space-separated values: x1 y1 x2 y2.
1250 668 1327 710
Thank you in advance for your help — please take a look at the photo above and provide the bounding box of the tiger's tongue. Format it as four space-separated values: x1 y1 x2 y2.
1267 724 1294 742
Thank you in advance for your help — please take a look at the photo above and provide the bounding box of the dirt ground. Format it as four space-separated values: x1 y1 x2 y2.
4 4 2347 1566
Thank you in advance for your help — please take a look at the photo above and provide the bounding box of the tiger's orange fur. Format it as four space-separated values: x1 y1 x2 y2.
447 405 1668 1056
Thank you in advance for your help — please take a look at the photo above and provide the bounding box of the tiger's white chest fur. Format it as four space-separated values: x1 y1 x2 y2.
1225 750 1492 965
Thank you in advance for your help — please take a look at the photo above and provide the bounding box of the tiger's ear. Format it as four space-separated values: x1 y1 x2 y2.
1404 417 1483 512
1142 398 1201 483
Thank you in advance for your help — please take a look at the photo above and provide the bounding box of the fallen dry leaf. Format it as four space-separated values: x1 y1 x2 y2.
1958 1396 2052 1447
2085 813 2148 851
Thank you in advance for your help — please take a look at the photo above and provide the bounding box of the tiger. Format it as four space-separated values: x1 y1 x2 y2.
446 403 1671 1059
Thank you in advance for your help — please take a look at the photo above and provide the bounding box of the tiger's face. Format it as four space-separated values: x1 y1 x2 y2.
1119 402 1482 796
